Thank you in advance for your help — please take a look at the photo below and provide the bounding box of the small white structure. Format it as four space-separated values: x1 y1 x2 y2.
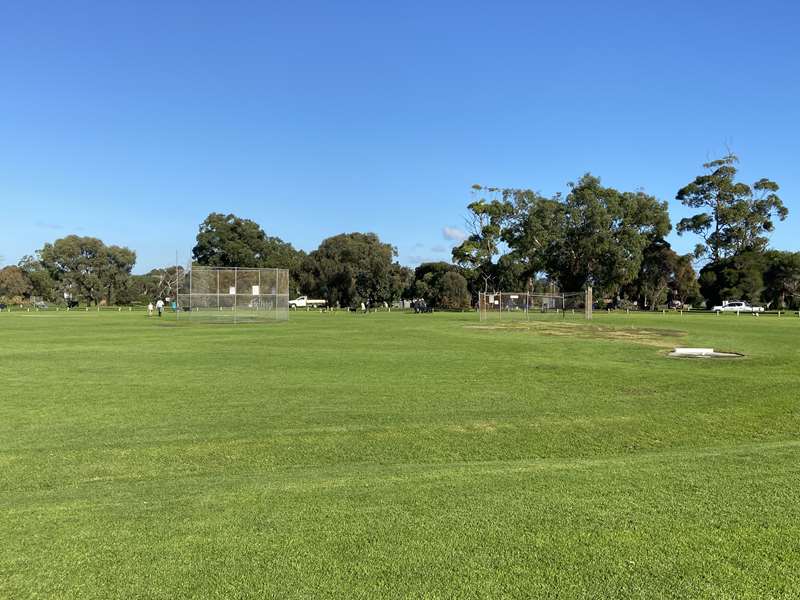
672 347 715 356
669 347 742 358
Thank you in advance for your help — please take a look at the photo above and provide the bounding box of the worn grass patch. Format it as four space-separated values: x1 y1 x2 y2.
467 319 686 348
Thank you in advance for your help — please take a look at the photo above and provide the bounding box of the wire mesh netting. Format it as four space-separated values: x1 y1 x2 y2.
176 267 289 323
478 291 590 321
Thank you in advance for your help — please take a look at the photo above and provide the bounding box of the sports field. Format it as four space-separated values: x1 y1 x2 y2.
1 310 799 598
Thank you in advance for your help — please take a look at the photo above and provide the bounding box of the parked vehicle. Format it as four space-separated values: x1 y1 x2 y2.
34 301 48 310
712 300 764 313
0 303 6 311
288 296 327 309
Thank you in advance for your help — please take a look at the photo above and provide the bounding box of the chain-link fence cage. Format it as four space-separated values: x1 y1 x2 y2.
563 291 591 319
176 267 289 323
478 290 591 321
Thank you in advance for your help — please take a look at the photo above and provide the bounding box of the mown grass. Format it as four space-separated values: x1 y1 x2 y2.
1 309 798 598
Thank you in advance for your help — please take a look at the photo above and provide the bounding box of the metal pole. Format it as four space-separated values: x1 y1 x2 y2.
175 251 179 323
586 286 593 320
234 268 238 325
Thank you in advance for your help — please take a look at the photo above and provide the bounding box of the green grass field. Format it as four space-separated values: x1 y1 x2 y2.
1 309 799 599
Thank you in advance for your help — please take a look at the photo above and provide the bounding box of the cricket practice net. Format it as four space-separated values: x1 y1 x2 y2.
176 267 289 323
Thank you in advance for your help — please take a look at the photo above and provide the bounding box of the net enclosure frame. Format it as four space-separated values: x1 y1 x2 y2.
478 288 593 321
176 266 289 324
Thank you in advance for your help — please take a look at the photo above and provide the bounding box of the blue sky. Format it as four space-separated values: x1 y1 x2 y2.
2 0 798 272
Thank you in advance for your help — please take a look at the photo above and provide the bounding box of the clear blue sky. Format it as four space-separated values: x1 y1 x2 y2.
2 0 798 273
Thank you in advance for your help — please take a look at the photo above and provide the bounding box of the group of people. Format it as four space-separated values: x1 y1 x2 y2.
358 301 390 313
410 298 431 313
147 299 165 317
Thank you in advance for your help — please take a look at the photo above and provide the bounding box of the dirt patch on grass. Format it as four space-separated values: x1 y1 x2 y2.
465 321 686 348
578 324 686 348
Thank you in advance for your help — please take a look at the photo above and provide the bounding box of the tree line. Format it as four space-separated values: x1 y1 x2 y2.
1 154 797 310
451 154 797 310
0 213 471 310
190 213 471 309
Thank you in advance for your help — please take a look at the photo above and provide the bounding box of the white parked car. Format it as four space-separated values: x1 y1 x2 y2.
289 296 327 309
712 300 764 313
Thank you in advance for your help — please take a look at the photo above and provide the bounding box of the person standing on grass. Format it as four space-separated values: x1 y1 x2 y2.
156 299 164 317
147 302 154 317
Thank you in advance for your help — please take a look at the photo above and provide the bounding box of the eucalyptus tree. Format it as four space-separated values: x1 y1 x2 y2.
193 213 301 270
38 236 136 305
300 232 401 308
498 175 671 296
676 154 787 262
451 185 514 293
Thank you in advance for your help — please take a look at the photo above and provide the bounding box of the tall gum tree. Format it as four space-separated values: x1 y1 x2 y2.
676 154 787 262
451 185 514 293
489 175 670 297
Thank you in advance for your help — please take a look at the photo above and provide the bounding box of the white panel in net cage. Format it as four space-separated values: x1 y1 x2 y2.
176 267 289 323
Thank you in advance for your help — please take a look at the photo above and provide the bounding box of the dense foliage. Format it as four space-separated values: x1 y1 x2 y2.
411 262 471 310
0 266 32 302
298 232 408 308
676 154 787 262
192 212 305 296
450 156 794 309
17 236 139 306
192 213 303 271
454 175 677 305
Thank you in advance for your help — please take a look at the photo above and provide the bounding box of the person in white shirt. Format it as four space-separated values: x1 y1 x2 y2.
156 299 165 317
